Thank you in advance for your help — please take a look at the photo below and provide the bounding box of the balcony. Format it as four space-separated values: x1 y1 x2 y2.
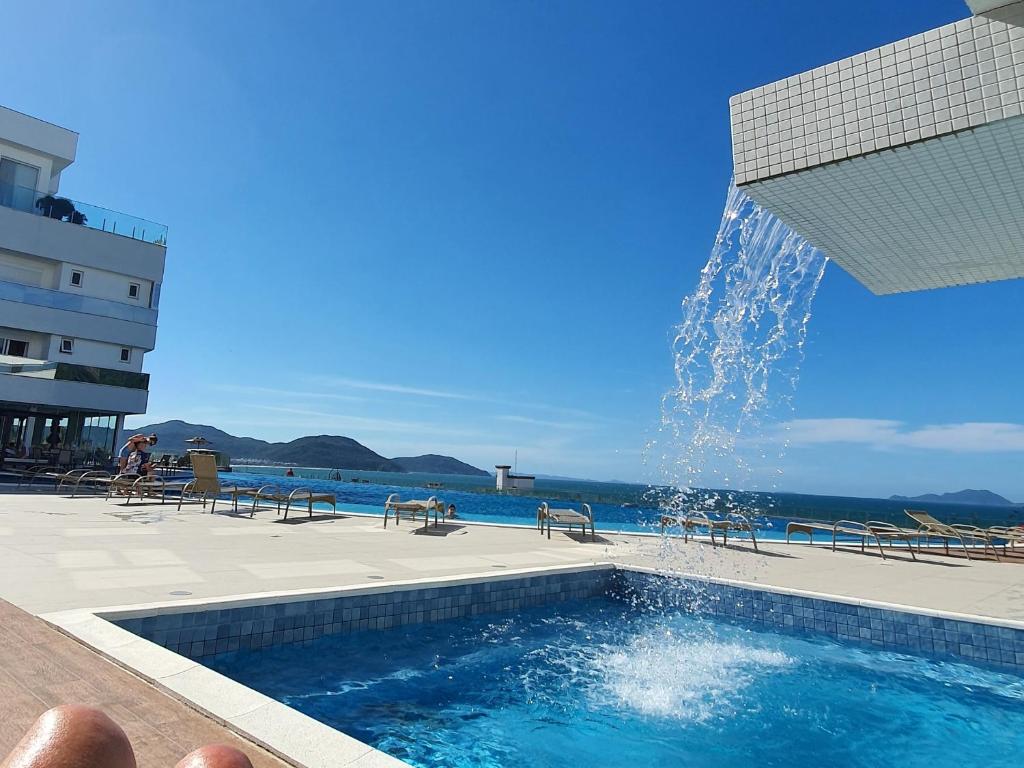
0 356 149 414
0 357 149 390
0 279 157 325
0 183 167 247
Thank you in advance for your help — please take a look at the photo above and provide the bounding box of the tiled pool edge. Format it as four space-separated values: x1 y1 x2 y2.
41 564 615 768
617 565 1024 672
41 563 1024 768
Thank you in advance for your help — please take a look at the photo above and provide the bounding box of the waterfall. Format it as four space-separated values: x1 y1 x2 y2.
654 182 828 514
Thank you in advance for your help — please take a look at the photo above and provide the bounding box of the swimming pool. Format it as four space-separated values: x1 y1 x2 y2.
191 574 1024 768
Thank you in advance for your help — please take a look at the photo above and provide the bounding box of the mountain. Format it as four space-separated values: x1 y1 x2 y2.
889 489 1017 507
130 420 486 475
391 454 490 476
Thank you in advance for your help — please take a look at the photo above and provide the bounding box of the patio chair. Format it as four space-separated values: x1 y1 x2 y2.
181 452 262 512
905 509 1000 561
537 502 595 541
384 494 443 528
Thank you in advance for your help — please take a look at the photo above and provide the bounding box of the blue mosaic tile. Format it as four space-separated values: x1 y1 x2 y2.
610 569 1024 673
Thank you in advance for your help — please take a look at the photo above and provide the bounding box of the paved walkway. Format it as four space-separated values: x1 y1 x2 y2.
1 492 1023 620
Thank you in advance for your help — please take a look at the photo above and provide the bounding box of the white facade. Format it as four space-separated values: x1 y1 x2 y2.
730 2 1024 295
495 465 535 491
0 105 166 459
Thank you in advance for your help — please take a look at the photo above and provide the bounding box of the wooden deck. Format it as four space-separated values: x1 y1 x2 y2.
0 599 288 768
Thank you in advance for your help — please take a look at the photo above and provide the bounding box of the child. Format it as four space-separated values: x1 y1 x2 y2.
124 438 152 476
446 503 457 519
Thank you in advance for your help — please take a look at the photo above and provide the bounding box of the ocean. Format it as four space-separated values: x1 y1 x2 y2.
230 465 1024 536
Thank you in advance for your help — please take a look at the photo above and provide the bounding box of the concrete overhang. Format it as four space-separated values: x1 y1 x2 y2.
0 106 77 174
730 3 1024 294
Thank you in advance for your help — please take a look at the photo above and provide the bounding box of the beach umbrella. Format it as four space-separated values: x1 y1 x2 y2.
185 436 211 448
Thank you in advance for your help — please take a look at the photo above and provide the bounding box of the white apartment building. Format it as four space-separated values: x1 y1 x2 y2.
0 105 166 466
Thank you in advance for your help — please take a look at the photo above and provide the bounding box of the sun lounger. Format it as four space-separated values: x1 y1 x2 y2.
102 473 193 505
17 463 78 487
537 502 595 541
241 486 338 520
986 526 1024 555
662 510 758 551
905 509 1000 561
180 453 263 513
57 470 112 497
383 494 442 528
786 519 918 560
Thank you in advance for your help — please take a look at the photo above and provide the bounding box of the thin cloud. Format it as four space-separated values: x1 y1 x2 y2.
309 375 478 401
215 384 365 402
781 418 1024 453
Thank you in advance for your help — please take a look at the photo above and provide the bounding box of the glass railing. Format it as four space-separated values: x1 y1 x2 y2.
0 358 149 389
0 183 167 246
0 279 158 324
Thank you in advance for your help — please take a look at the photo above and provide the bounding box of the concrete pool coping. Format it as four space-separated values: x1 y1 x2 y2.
40 561 1024 768
42 563 613 768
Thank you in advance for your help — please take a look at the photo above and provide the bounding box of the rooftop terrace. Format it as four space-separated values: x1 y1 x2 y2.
1 491 1023 765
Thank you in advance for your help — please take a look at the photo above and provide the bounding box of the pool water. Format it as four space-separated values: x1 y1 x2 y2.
205 598 1024 767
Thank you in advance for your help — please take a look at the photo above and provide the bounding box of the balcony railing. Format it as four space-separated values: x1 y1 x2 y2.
0 357 149 390
0 279 158 324
0 183 167 246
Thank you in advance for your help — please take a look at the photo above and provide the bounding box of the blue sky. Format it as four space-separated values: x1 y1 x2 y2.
6 0 1023 499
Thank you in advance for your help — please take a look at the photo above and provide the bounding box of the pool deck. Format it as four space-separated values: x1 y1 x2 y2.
1 489 1023 764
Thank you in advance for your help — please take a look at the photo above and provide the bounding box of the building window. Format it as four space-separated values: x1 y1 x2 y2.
128 282 140 299
0 158 40 212
0 338 29 357
70 270 83 287
120 347 131 363
60 337 74 354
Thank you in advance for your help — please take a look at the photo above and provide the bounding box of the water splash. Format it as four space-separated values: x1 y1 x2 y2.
593 630 792 722
654 181 828 508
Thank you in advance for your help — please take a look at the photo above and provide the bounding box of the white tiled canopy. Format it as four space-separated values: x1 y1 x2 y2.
730 2 1024 294
742 115 1024 294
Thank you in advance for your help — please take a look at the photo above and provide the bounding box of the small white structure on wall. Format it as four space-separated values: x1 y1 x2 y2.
495 464 535 491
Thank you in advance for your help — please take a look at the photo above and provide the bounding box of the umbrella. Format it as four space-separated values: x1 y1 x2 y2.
185 436 211 448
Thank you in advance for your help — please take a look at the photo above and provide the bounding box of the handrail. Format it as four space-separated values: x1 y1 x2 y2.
0 182 167 246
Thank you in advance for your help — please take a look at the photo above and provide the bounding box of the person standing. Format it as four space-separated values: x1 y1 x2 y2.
46 422 62 449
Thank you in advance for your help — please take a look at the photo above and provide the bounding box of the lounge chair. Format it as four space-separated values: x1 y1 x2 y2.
57 469 112 497
662 510 758 551
180 453 262 512
986 525 1024 556
785 519 918 560
905 509 1000 561
537 502 595 541
13 464 56 486
244 486 338 519
383 494 443 528
100 473 194 505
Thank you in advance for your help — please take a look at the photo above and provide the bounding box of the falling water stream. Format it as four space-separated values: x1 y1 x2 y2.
654 181 828 516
